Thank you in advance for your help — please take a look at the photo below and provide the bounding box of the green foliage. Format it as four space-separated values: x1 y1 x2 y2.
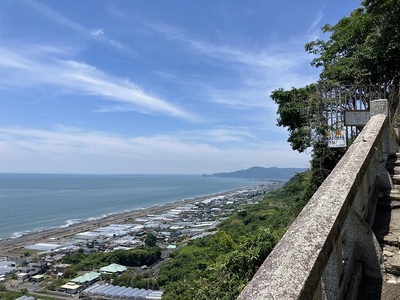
161 229 277 300
108 248 161 267
47 282 58 291
61 246 161 271
273 0 400 191
158 231 236 286
144 232 157 247
220 228 277 280
63 265 79 278
310 140 345 187
271 83 346 187
0 292 26 300
113 271 132 287
270 85 319 152
61 250 85 264
159 173 312 299
112 271 159 289
220 172 316 237
158 2 400 298
305 0 400 84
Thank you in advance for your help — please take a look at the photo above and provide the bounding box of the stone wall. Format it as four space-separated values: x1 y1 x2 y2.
237 100 398 300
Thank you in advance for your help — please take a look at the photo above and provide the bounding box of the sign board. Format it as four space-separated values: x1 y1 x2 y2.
325 129 346 148
344 110 370 126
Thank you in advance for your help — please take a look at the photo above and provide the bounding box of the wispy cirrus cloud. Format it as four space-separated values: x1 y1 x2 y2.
307 9 325 40
25 0 87 33
143 20 317 112
89 27 134 55
90 28 104 37
25 0 133 54
0 46 195 120
145 21 310 71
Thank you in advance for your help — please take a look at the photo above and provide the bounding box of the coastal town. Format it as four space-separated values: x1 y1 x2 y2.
0 181 283 300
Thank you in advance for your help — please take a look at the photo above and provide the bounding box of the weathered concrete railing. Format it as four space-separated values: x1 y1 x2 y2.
237 99 399 300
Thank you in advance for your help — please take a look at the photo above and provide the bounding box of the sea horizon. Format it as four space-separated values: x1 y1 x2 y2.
0 173 266 240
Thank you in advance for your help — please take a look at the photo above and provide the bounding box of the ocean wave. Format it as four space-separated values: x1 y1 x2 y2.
60 219 82 228
0 181 270 241
4 226 53 241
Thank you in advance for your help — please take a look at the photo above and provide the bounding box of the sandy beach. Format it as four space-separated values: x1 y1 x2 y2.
0 189 238 258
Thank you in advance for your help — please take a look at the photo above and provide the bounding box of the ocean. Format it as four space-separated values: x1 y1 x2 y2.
0 173 264 240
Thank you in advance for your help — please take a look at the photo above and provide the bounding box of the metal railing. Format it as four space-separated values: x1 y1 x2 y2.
314 84 399 142
237 99 398 299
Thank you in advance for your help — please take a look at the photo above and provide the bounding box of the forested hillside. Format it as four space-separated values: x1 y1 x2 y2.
203 166 306 180
158 171 314 299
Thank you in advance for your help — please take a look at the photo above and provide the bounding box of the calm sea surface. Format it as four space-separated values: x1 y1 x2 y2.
0 174 264 240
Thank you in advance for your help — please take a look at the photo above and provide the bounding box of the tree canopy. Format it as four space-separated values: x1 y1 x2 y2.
305 0 400 84
159 173 311 299
273 0 400 186
271 85 319 153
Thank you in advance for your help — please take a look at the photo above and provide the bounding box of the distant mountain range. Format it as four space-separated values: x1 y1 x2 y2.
202 166 307 180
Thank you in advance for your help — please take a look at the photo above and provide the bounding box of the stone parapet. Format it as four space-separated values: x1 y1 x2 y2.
237 100 397 300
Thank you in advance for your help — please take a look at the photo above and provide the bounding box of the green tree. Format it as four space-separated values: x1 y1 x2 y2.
270 0 400 187
158 231 237 287
62 250 85 264
113 271 133 287
271 85 345 187
144 232 157 247
270 85 320 153
161 229 277 300
305 0 400 84
159 172 314 299
61 246 162 271
63 265 78 279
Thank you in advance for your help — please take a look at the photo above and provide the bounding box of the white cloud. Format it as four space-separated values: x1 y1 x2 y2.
109 40 125 50
0 46 195 120
25 0 132 54
90 28 134 54
179 127 259 144
90 28 104 37
0 5 318 174
26 0 87 34
145 21 310 71
143 20 318 115
307 9 325 41
308 10 324 34
0 126 310 173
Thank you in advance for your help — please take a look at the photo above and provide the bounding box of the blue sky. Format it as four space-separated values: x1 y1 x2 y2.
0 0 361 174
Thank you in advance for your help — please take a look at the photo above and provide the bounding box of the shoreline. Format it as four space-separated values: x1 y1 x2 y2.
0 186 259 257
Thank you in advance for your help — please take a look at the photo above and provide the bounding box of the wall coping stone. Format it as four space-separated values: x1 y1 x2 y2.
237 114 388 300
